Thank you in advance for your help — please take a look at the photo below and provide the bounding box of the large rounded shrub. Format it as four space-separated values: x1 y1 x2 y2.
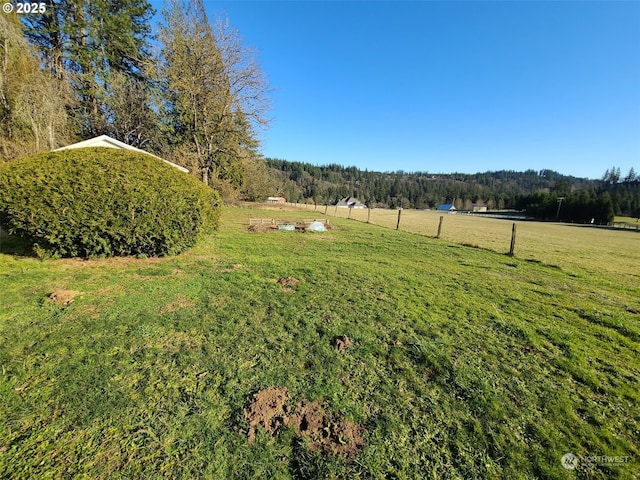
0 147 222 258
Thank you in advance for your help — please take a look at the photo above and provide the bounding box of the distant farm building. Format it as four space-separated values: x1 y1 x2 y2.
471 204 487 212
437 203 456 212
55 135 189 173
335 196 365 208
267 196 286 203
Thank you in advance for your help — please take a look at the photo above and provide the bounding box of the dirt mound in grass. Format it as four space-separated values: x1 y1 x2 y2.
243 387 365 458
331 335 353 353
47 289 80 307
243 387 290 442
288 400 365 458
276 277 300 292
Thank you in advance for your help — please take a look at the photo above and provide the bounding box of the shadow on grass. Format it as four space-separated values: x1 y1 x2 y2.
0 233 35 257
522 258 563 270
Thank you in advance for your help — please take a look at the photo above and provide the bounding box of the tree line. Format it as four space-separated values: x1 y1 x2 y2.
266 159 640 223
0 0 275 201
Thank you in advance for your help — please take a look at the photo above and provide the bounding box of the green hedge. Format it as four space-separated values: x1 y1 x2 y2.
0 147 222 258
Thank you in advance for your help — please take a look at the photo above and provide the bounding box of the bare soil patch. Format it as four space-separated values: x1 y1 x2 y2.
288 400 365 458
247 224 271 233
47 289 80 307
243 387 366 458
277 277 300 291
331 335 353 353
243 387 290 442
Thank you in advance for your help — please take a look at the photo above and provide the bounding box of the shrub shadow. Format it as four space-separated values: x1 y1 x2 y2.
0 232 35 257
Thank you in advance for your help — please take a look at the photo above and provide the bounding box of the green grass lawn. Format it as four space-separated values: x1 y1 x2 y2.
1 207 638 479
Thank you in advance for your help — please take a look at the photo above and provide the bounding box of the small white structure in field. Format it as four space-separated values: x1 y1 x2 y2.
335 196 365 208
307 221 326 232
55 135 189 173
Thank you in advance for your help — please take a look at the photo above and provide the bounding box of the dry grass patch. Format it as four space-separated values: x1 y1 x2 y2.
160 294 196 315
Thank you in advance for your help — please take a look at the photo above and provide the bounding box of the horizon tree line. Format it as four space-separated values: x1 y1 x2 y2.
266 159 639 223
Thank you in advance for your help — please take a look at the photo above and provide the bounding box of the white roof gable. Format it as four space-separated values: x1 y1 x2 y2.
55 135 189 173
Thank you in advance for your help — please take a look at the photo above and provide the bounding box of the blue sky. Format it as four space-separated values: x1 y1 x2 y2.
153 1 640 179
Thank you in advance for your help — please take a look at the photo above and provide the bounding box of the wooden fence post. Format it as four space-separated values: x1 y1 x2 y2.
509 223 517 256
367 207 371 223
348 206 352 219
324 205 328 215
334 205 338 216
396 208 402 230
436 216 444 238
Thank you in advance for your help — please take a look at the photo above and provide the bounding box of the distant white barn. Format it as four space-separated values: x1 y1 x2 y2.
55 135 189 173
335 196 366 208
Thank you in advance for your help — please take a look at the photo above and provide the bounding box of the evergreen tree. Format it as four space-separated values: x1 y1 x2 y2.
21 0 155 138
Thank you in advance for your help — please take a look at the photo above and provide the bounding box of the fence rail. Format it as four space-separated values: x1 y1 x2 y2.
608 222 640 231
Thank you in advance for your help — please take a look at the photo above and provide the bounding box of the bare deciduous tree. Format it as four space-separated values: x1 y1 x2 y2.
158 0 269 185
104 70 165 152
0 14 73 160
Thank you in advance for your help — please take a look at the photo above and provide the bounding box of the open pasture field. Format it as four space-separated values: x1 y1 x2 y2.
290 203 640 291
1 206 639 479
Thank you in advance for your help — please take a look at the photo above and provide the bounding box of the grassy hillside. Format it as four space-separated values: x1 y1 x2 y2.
1 207 638 478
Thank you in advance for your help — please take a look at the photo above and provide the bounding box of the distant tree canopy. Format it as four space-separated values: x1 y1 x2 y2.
514 191 615 224
265 159 638 223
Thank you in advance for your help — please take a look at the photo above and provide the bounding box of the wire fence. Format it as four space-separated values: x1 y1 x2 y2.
269 202 640 281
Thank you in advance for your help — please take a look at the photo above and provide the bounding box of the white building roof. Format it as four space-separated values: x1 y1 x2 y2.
54 135 189 173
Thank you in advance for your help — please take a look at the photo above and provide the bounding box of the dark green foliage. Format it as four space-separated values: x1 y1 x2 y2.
265 159 592 209
0 147 221 257
516 190 615 224
265 159 640 218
